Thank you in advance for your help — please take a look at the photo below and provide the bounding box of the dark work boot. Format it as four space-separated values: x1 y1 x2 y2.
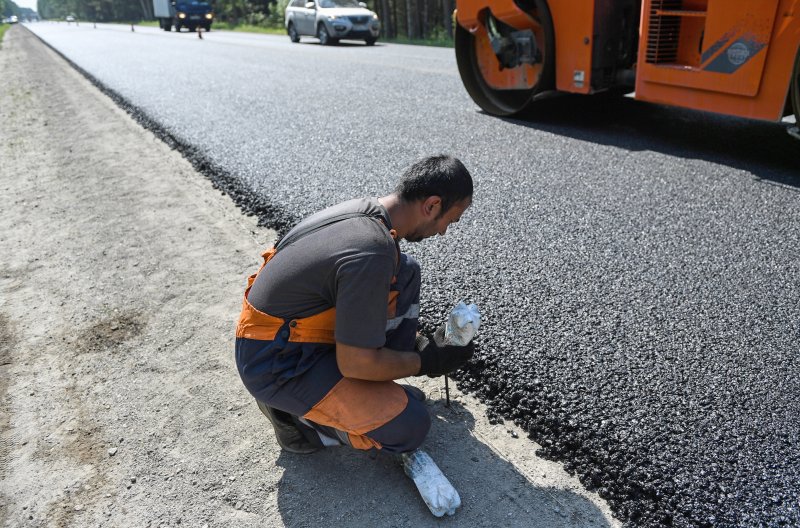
256 400 322 454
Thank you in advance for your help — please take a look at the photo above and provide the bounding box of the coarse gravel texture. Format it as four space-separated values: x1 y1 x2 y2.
21 21 800 527
0 26 617 528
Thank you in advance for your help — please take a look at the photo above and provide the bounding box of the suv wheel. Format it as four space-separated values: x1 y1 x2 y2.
288 22 300 43
365 37 377 46
317 23 333 45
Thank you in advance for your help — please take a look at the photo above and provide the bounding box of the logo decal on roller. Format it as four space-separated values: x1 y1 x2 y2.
726 42 750 66
704 37 765 74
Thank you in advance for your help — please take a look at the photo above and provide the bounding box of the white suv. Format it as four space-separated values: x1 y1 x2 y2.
285 0 380 46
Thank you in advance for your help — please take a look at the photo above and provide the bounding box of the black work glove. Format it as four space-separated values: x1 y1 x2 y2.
414 331 474 377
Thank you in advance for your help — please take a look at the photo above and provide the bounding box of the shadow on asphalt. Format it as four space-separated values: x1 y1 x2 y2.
297 41 378 47
274 402 611 526
500 93 800 190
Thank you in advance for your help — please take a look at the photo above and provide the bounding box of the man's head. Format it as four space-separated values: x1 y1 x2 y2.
393 155 473 242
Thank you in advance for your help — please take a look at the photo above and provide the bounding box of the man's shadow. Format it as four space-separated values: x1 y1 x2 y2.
274 400 613 527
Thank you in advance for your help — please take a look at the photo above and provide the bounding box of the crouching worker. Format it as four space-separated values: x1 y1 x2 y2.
235 155 474 454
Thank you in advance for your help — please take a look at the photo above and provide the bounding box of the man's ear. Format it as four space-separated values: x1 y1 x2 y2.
421 196 442 218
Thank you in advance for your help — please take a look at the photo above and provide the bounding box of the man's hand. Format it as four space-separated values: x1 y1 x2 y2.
414 334 474 377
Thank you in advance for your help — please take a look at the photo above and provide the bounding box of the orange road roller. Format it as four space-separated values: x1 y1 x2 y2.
454 0 800 132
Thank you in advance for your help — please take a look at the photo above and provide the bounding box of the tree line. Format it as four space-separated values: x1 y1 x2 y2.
3 1 38 19
34 0 455 40
3 0 19 17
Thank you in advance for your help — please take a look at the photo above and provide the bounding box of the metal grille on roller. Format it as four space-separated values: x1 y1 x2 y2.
646 0 682 64
348 15 369 24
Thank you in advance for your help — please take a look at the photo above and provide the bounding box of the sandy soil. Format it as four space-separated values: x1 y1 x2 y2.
0 26 620 528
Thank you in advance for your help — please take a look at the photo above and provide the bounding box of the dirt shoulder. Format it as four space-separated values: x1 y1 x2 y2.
0 26 618 528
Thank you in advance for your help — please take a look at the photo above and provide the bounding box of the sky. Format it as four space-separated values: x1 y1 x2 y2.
15 0 38 10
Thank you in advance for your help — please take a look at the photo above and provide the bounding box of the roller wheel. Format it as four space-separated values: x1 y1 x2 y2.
455 1 554 116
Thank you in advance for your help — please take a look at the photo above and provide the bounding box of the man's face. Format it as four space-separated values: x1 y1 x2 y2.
405 197 471 243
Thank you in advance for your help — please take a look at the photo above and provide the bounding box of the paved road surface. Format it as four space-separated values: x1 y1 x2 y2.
24 22 800 526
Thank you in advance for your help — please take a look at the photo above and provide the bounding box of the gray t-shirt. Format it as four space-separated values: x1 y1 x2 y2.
248 198 399 348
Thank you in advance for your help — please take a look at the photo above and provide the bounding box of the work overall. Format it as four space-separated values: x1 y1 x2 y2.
235 214 430 453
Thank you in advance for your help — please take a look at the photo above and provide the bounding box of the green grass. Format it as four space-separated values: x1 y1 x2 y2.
0 23 9 49
134 19 453 46
382 35 453 48
134 19 284 35
210 22 285 35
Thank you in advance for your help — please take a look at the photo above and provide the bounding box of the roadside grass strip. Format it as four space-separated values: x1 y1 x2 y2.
0 24 9 48
130 19 451 44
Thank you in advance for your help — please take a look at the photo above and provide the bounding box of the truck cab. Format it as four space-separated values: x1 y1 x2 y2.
153 0 214 32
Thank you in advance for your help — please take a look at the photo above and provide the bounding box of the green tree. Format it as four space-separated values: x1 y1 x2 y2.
266 0 288 26
3 0 21 17
33 0 455 39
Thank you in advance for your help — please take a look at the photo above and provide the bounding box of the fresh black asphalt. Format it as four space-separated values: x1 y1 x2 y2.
25 22 800 527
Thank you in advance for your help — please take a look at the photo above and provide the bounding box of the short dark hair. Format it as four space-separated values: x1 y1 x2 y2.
394 155 473 216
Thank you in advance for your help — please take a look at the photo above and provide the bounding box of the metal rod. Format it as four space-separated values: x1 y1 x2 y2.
444 375 450 407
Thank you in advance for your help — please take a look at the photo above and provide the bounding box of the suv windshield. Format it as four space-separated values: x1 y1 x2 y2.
318 0 362 7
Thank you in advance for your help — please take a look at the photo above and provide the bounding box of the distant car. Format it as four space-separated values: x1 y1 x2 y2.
8 15 19 23
65 15 75 22
285 0 380 46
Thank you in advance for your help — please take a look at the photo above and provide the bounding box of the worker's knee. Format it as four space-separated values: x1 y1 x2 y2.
402 398 431 450
370 398 430 453
398 253 421 293
402 253 421 274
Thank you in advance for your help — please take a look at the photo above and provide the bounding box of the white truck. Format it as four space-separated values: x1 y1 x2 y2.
153 0 214 32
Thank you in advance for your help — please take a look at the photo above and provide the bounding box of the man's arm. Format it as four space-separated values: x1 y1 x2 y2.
336 342 421 381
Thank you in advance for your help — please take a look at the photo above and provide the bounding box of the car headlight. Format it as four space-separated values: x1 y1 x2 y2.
372 13 378 19
177 12 186 19
205 13 213 19
327 15 341 21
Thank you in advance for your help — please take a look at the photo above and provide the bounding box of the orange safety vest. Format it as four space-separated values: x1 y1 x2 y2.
236 223 400 345
236 247 338 344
